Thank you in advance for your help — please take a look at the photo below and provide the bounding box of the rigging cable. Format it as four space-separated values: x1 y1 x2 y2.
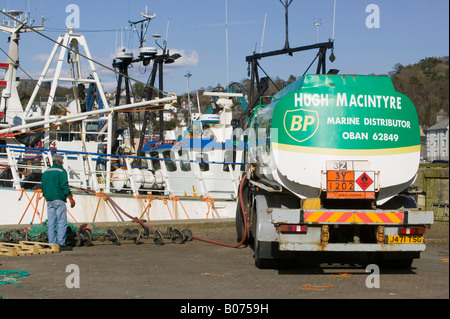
257 63 280 91
0 10 170 98
302 53 320 77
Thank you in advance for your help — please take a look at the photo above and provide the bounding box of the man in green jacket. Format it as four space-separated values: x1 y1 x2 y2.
41 153 76 251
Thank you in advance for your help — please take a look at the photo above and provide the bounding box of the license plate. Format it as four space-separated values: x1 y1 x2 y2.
387 235 423 244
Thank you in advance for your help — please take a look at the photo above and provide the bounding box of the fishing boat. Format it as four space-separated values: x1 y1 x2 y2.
0 9 245 226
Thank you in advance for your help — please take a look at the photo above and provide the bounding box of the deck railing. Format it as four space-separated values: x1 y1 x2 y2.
0 144 245 199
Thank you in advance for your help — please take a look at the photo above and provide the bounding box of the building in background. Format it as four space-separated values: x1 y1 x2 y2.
426 109 449 162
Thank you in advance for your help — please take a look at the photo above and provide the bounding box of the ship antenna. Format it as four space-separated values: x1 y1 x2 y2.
279 0 293 50
332 0 336 41
225 0 229 87
260 12 267 53
313 18 322 43
165 19 170 45
330 0 336 62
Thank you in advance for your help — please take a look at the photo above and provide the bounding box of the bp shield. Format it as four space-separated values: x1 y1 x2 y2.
283 109 319 143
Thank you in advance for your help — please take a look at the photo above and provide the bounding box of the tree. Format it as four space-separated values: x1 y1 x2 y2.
133 82 145 100
287 75 297 84
390 57 449 128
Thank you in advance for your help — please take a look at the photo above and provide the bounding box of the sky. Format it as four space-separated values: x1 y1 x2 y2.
0 0 449 96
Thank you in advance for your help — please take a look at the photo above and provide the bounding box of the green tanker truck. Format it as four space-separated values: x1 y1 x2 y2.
237 74 434 269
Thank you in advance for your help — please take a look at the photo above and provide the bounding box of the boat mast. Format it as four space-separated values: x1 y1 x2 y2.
244 0 336 125
225 0 229 87
114 8 181 158
0 9 44 128
279 0 293 50
22 28 110 148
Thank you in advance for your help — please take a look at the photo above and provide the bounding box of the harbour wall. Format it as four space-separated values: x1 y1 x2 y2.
413 165 449 221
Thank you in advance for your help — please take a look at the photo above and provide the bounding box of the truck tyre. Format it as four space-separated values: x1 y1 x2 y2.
236 178 251 245
381 258 414 269
236 196 250 245
369 252 415 269
254 239 278 269
384 252 417 269
253 194 279 269
379 195 418 209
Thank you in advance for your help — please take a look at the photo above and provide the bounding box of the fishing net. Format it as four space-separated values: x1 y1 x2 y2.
0 270 30 286
0 220 108 245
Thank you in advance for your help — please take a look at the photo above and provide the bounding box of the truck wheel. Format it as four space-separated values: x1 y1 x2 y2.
379 195 418 209
254 239 277 269
369 252 415 269
381 259 413 269
236 178 251 245
235 196 248 244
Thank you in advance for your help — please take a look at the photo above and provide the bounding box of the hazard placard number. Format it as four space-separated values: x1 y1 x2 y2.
328 181 354 191
327 171 354 192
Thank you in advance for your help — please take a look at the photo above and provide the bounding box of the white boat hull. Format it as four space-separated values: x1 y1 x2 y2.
0 188 237 226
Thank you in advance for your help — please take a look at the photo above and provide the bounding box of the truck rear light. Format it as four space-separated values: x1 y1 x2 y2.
279 225 307 233
399 227 426 235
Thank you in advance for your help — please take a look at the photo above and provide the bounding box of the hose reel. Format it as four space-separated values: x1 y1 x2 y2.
106 226 192 246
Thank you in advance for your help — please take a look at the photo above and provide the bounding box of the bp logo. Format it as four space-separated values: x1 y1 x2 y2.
283 109 319 143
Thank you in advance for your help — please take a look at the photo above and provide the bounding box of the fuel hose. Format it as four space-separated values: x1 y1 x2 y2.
70 173 248 248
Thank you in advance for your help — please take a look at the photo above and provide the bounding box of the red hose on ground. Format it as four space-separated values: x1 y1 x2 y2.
191 173 248 248
70 186 156 232
71 174 248 248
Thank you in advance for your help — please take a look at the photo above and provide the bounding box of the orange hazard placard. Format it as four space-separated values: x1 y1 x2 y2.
327 191 375 199
327 171 354 192
327 170 376 198
327 171 354 181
